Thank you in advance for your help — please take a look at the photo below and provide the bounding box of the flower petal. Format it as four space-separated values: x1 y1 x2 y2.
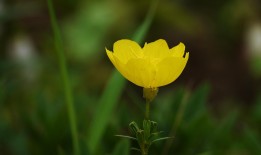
125 58 156 88
143 39 170 59
106 48 116 66
106 39 189 88
170 42 185 57
106 48 131 82
113 39 142 64
152 52 189 87
107 48 155 88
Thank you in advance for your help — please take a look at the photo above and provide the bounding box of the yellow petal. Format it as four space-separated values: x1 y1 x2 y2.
152 52 189 87
106 39 189 88
106 48 116 66
106 48 130 81
124 58 156 88
106 48 129 81
113 39 142 64
143 39 170 59
107 46 155 88
170 42 185 57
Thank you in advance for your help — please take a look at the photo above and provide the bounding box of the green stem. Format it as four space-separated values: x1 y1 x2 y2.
141 144 148 155
145 100 150 120
46 0 80 155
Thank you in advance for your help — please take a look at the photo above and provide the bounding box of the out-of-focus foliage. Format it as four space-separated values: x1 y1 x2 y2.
1 0 261 155
63 1 133 61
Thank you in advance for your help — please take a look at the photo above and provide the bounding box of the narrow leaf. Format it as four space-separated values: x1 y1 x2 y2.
115 135 137 140
131 147 141 152
152 137 174 143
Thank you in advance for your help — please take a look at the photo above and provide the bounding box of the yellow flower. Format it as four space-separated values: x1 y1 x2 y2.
106 39 189 88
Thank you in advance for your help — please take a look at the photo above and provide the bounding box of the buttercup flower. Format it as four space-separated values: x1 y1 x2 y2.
106 39 189 88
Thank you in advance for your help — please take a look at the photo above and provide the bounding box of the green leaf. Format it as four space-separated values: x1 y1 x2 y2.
136 130 145 147
129 121 140 136
151 136 174 143
150 121 158 133
150 131 163 138
143 120 151 140
115 135 137 141
131 147 141 152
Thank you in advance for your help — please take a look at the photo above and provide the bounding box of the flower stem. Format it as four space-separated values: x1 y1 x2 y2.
145 100 150 120
141 144 149 155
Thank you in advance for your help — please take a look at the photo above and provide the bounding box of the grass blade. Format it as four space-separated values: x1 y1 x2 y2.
87 72 125 154
46 0 79 155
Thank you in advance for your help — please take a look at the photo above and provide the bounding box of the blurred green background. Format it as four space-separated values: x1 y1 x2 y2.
1 0 261 154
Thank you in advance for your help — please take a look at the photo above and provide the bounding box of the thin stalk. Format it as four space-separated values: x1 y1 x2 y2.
141 144 149 155
145 100 150 120
46 0 80 155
